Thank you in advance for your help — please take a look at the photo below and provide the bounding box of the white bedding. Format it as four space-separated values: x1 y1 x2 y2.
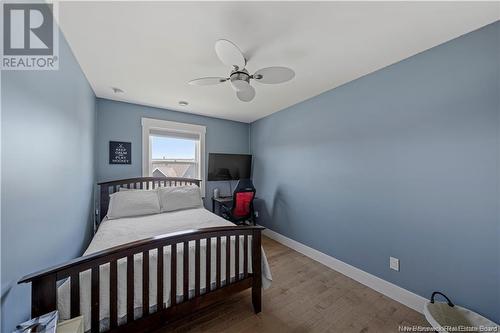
57 208 272 332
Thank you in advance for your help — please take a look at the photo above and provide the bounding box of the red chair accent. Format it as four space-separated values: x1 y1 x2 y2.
233 192 255 218
220 179 256 225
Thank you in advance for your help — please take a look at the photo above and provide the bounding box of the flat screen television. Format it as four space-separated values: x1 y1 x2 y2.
208 153 252 181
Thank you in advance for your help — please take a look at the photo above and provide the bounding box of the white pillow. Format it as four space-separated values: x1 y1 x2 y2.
107 190 161 219
158 185 203 212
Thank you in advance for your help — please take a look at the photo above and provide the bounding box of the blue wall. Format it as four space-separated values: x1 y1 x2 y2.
96 98 250 208
1 14 497 332
250 21 500 321
1 31 96 330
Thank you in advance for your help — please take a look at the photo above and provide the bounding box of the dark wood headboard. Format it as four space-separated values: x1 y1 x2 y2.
98 177 201 222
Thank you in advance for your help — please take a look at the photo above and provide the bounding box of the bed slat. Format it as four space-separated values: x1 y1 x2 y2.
157 246 164 311
70 273 80 318
127 255 134 323
110 260 118 329
205 238 211 293
243 235 248 278
252 230 262 313
171 244 177 306
31 275 56 318
91 267 99 333
142 251 149 316
225 236 231 286
235 235 240 281
183 242 189 302
216 237 221 289
195 239 200 297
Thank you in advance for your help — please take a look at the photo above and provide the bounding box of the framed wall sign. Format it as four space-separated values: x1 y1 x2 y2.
109 141 131 165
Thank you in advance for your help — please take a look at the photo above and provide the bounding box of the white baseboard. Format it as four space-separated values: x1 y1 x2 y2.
262 228 427 314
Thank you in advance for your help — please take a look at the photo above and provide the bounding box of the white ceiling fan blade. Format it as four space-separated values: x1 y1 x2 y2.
188 77 227 86
215 39 246 69
236 83 255 102
253 67 295 84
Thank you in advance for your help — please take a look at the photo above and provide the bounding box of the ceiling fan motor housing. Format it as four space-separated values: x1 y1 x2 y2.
230 70 251 91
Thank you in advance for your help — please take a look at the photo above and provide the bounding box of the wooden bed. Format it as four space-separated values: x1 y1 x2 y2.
19 177 264 333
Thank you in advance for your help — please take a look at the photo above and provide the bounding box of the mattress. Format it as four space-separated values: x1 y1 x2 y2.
57 208 272 332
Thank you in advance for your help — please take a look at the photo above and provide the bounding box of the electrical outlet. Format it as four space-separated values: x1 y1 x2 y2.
390 257 400 271
254 211 259 218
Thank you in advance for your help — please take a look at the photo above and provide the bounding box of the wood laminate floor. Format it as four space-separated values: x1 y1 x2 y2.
157 236 427 332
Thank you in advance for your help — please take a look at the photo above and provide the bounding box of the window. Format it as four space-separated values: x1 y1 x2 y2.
142 118 206 193
151 135 197 179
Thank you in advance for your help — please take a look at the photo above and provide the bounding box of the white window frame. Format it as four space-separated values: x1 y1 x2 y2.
141 117 206 195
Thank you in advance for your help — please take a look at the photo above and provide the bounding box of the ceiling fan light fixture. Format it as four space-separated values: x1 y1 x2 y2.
229 71 250 91
230 78 250 91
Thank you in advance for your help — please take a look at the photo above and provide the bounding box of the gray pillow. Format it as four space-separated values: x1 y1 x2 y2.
107 190 161 219
157 185 203 212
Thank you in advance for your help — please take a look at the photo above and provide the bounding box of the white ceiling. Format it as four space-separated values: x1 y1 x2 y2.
58 1 500 123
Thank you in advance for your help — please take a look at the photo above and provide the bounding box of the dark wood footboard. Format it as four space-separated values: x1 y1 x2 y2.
18 225 264 333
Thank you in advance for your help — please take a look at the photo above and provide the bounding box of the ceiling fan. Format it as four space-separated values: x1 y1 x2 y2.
188 39 295 102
